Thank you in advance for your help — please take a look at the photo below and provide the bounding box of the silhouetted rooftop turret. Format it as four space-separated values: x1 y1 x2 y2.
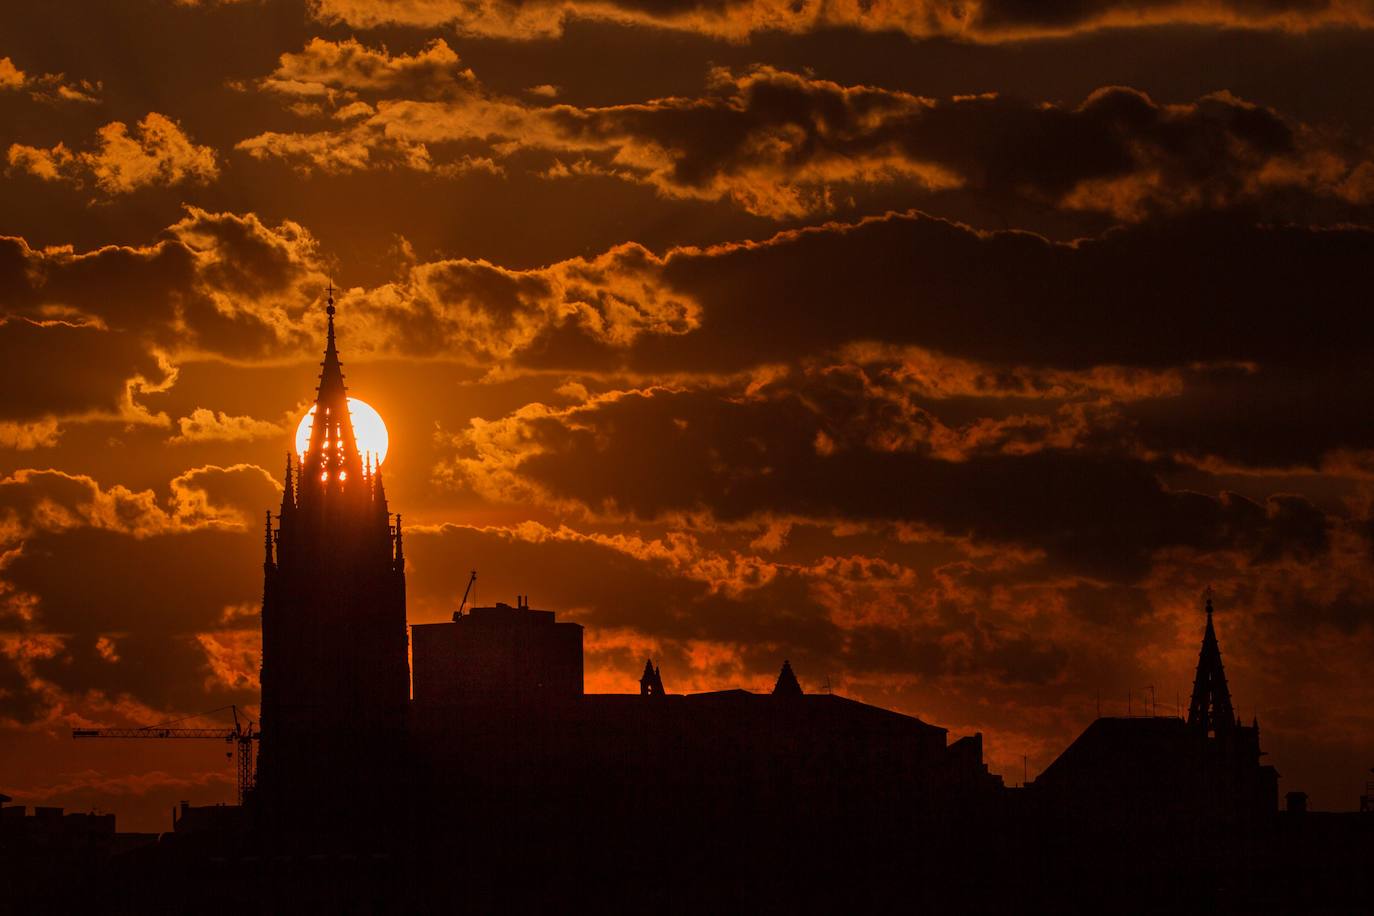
773 660 802 696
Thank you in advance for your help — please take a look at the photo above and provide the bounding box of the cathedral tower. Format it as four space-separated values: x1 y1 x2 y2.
256 293 409 827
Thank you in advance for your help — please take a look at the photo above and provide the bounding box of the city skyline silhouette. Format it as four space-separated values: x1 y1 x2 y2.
3 1 1374 910
6 312 1370 913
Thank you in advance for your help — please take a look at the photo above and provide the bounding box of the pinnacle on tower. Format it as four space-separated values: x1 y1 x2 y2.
640 659 665 696
1186 592 1236 735
280 453 295 515
773 660 803 697
263 510 274 566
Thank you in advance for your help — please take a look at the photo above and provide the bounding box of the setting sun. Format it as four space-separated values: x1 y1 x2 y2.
295 397 389 465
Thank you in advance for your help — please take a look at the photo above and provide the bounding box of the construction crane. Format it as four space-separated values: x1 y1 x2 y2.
73 705 258 805
453 569 477 619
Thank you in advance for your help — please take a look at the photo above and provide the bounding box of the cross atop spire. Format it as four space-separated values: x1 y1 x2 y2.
1187 589 1236 735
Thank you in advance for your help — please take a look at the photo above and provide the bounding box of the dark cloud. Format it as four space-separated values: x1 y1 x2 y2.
29 630 251 714
0 465 270 720
551 75 1360 220
0 209 323 357
971 0 1362 32
0 318 170 428
308 0 1374 41
0 649 50 724
1123 362 1374 472
1061 583 1156 625
453 381 1334 580
241 58 1374 221
407 521 1072 688
0 211 325 441
628 211 1374 373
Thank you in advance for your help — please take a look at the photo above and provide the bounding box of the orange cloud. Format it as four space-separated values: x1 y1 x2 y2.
0 54 99 103
0 419 61 451
195 629 261 692
0 465 276 545
8 113 218 195
169 409 285 445
259 37 478 99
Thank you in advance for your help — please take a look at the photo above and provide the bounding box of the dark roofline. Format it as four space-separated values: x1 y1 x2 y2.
578 689 947 736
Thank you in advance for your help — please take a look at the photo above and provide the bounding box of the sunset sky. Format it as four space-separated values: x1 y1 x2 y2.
3 0 1374 831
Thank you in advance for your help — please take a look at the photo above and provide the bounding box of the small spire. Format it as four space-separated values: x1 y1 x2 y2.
263 510 274 566
394 513 404 567
773 660 803 697
374 464 388 514
281 452 295 514
640 659 665 696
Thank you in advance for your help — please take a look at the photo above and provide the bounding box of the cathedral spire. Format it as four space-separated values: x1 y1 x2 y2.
1187 590 1236 735
300 287 363 492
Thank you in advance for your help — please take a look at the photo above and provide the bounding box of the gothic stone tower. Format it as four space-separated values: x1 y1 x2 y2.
256 295 409 828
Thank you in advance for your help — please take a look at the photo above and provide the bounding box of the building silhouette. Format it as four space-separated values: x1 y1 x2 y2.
249 307 1001 845
1031 595 1278 827
256 292 409 833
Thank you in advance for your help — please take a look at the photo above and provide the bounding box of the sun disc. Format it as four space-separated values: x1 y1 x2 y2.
295 397 389 465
